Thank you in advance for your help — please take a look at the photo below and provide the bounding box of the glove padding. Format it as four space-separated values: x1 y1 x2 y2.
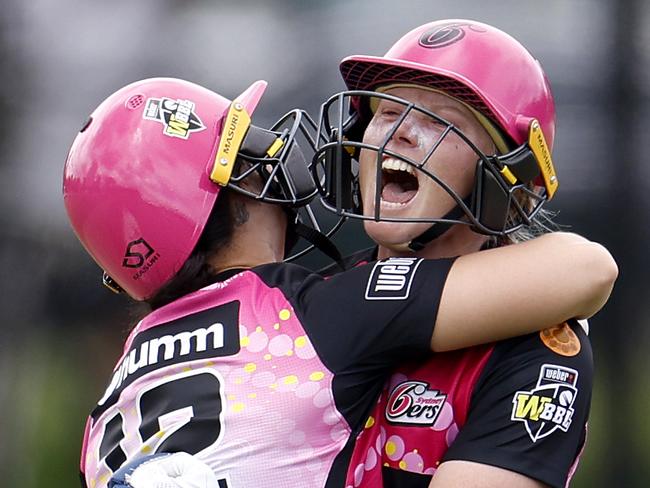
108 452 220 488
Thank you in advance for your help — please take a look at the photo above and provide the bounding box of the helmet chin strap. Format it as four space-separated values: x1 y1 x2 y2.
292 222 345 270
407 196 472 251
283 207 345 270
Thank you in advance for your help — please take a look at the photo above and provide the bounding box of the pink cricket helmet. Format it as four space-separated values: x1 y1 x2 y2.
63 78 267 301
339 19 556 150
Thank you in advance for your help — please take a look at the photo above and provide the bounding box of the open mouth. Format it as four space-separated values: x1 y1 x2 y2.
380 157 419 206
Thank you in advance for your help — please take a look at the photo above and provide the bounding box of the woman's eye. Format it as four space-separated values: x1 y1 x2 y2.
379 108 402 118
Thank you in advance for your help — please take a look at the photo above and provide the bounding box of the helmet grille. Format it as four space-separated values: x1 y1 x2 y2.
126 94 145 110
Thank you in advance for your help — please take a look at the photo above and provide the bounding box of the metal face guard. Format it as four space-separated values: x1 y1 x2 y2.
313 90 554 237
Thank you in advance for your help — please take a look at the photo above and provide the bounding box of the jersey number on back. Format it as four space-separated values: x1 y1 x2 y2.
98 370 224 473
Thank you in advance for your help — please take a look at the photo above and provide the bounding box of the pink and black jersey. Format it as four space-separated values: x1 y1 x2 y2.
327 248 594 488
80 259 453 488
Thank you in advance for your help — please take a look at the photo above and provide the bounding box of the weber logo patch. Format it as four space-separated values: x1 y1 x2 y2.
365 257 422 300
511 364 579 442
385 380 447 426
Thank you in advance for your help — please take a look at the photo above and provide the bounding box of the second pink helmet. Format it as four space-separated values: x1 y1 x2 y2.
64 78 317 300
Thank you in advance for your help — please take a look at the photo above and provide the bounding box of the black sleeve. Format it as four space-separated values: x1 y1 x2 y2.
442 320 593 488
266 257 454 430
296 256 455 371
318 246 378 276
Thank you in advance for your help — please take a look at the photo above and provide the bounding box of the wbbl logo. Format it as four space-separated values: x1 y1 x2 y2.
365 257 422 300
511 364 579 442
385 381 447 426
143 97 206 139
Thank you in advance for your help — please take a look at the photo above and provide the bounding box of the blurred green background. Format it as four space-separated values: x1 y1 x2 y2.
1 0 648 486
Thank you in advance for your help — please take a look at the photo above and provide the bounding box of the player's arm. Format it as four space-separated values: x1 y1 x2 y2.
431 232 617 351
428 461 548 488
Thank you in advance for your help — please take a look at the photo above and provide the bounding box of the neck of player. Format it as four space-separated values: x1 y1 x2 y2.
208 193 288 273
377 224 489 260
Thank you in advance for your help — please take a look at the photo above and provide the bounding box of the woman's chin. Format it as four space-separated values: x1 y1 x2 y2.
363 220 429 249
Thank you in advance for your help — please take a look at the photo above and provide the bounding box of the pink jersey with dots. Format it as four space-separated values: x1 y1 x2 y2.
80 259 454 488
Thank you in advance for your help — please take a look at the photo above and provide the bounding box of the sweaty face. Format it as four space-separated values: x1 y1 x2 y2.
358 86 496 248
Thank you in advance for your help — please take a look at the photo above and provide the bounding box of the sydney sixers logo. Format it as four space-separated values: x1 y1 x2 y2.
385 380 447 426
419 22 486 49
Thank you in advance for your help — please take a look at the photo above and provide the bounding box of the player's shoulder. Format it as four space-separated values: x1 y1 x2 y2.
477 319 593 396
492 319 591 363
246 261 323 298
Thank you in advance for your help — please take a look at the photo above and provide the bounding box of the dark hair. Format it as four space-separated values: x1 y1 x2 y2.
144 190 235 310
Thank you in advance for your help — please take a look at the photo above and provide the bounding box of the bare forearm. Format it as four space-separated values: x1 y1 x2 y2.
428 461 549 488
431 232 618 351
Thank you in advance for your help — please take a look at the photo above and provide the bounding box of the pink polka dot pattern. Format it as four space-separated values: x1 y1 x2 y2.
295 338 317 360
295 381 320 398
347 374 468 488
313 388 332 408
354 464 365 486
400 451 424 472
289 430 306 446
446 422 459 446
323 407 341 426
330 423 349 442
247 329 268 352
432 402 454 431
364 447 377 471
251 371 275 388
385 435 405 460
84 272 349 488
376 426 386 452
269 334 293 356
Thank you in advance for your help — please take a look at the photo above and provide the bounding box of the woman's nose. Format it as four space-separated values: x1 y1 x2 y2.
390 115 420 147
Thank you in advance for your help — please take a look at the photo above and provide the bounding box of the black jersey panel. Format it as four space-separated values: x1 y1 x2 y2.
441 320 593 488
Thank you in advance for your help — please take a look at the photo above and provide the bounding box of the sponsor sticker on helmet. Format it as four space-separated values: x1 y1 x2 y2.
511 364 578 442
122 238 161 281
210 102 251 186
385 380 447 426
365 257 422 300
143 97 206 139
418 22 486 49
528 119 558 198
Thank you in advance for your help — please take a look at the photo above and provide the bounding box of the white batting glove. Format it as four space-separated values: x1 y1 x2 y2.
109 452 220 488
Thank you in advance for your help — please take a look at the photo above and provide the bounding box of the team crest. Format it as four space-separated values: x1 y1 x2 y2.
418 22 486 49
385 380 447 426
511 364 578 442
143 97 205 139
